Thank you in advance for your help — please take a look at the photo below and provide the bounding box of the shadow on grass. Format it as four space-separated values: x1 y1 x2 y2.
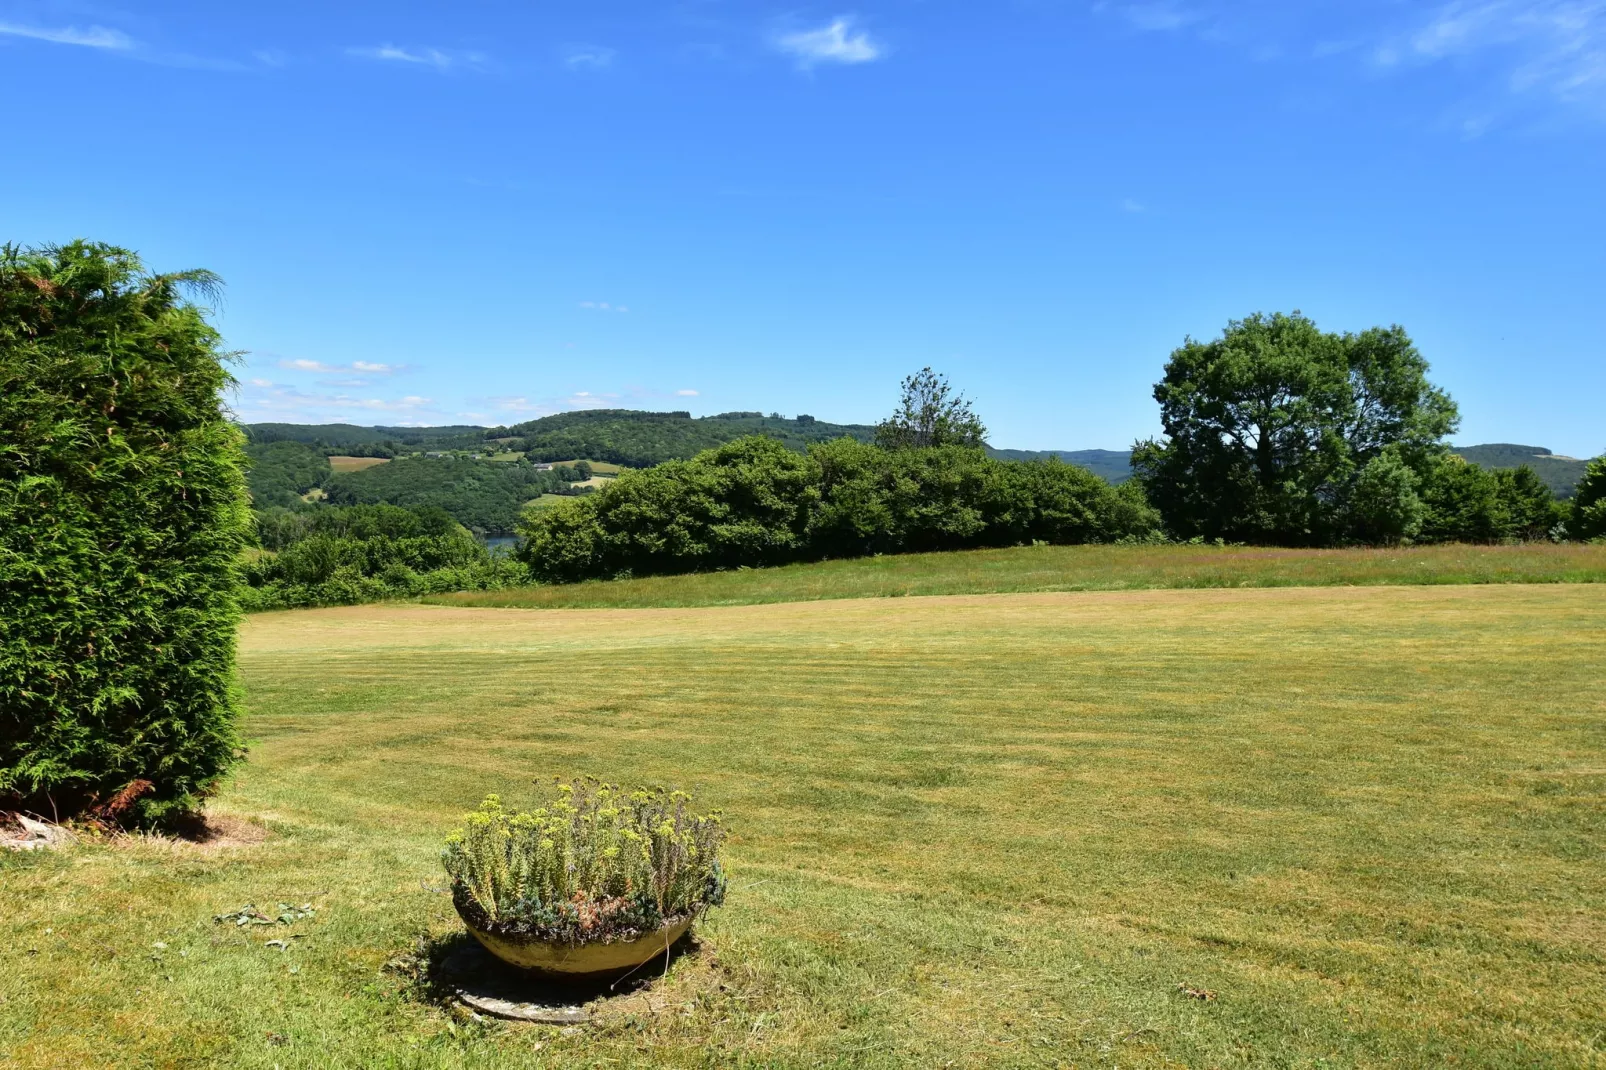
407 927 704 1013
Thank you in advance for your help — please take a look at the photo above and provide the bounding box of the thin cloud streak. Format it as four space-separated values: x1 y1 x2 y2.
0 21 133 49
563 44 616 69
346 44 486 71
276 357 396 375
1093 2 1202 33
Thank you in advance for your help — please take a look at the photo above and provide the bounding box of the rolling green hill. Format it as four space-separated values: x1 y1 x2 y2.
240 414 1597 509
321 456 576 534
505 409 877 468
986 447 1134 483
1450 443 1592 498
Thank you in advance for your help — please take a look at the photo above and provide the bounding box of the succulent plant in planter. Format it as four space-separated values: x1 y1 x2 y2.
442 779 726 979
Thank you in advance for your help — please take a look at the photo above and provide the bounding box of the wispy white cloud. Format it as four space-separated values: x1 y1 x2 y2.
1092 2 1202 33
0 21 133 49
277 356 396 375
1121 197 1146 212
353 395 432 410
1378 1 1606 113
579 300 630 312
563 44 616 69
0 19 272 71
774 17 883 68
485 390 626 418
347 44 486 72
676 389 700 397
234 382 443 423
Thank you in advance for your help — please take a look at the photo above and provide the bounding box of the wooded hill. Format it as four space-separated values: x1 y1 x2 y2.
240 411 1597 535
505 409 877 468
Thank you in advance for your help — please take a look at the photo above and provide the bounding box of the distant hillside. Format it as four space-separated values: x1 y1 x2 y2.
985 444 1595 495
503 409 876 468
238 415 1595 500
1450 444 1591 498
987 448 1133 484
243 423 488 451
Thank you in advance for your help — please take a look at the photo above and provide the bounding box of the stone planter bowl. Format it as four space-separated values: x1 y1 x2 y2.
458 904 694 982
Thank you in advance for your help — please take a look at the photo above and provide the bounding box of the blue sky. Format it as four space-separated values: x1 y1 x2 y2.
4 1 1603 455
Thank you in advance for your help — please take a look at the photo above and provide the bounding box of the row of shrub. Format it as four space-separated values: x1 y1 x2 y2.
517 437 1161 582
241 504 527 610
1371 453 1573 545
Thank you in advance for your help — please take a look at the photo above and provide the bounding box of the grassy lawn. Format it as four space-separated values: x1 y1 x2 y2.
4 584 1603 1067
434 541 1606 611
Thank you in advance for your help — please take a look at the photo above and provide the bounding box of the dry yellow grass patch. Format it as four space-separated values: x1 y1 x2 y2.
328 455 390 473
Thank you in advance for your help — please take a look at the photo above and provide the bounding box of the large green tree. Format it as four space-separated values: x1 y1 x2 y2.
1 242 250 825
1132 313 1458 545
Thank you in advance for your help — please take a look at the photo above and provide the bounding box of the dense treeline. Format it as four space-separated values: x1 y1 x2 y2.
518 437 1158 583
506 409 876 468
244 422 487 453
242 504 526 610
2 242 248 826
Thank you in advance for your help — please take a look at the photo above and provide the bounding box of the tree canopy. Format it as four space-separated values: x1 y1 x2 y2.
1132 313 1459 545
875 368 988 451
1572 457 1606 540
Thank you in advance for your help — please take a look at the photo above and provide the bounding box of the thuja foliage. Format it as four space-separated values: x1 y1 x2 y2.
0 241 250 825
442 780 727 944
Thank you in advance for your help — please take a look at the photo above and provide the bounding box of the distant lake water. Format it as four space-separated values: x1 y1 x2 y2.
482 536 520 555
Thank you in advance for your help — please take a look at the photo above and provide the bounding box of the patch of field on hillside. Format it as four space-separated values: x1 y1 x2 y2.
4 586 1602 1067
434 541 1606 611
522 493 577 511
327 455 390 473
547 458 627 475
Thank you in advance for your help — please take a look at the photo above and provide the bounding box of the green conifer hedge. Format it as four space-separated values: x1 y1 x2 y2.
1 242 250 826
